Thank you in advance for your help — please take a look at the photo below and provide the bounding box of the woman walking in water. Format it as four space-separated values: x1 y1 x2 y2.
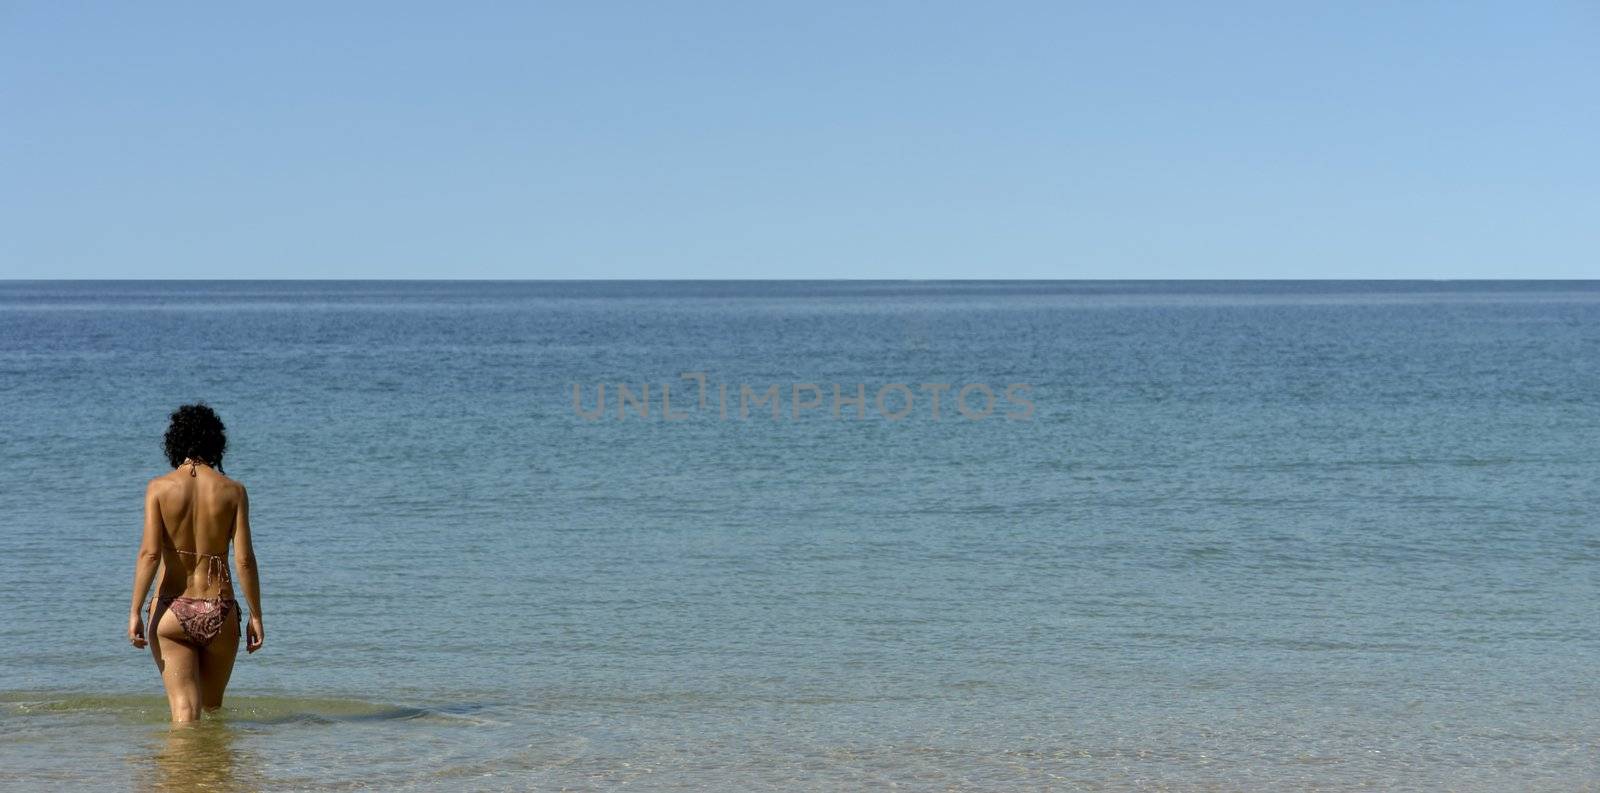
128 404 264 722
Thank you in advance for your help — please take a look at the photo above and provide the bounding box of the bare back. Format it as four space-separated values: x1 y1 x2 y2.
151 465 244 600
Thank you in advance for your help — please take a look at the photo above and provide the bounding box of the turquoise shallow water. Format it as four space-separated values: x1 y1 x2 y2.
1 281 1597 790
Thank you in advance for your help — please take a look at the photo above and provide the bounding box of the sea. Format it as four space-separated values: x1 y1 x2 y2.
0 280 1596 791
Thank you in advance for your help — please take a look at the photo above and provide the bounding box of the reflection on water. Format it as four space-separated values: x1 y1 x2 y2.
139 720 261 793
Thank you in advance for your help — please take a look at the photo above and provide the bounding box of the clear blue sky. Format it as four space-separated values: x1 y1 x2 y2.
2 2 1595 278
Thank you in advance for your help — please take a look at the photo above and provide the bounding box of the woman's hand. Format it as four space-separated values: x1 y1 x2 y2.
128 612 147 649
246 615 265 653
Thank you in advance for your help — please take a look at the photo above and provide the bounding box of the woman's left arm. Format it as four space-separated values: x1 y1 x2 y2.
127 480 164 648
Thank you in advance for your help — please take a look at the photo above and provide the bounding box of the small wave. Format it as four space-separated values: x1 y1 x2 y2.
0 691 489 727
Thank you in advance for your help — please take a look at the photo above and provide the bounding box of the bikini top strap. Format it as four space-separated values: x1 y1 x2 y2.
166 546 232 590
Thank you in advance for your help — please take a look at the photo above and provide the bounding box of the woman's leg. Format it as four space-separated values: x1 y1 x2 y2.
199 613 241 711
150 604 203 722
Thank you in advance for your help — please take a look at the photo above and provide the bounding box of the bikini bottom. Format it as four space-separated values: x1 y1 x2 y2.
156 596 240 646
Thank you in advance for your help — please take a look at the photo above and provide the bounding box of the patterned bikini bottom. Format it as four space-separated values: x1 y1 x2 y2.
156 596 240 646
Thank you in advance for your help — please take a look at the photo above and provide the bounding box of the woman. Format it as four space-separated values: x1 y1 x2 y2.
128 404 264 722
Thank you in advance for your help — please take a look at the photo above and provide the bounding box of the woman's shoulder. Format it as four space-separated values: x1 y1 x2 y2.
146 468 248 495
213 472 248 497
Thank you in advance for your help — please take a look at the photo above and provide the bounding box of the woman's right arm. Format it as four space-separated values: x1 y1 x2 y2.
233 485 265 653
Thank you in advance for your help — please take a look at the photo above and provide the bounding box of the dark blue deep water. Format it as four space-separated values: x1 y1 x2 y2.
2 281 1597 790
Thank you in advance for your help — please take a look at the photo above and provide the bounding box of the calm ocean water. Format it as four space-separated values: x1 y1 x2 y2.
1 281 1597 791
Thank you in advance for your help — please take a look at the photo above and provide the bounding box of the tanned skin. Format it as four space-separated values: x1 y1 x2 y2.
128 460 264 722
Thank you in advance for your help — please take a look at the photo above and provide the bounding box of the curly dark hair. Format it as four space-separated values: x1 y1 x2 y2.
163 403 227 473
